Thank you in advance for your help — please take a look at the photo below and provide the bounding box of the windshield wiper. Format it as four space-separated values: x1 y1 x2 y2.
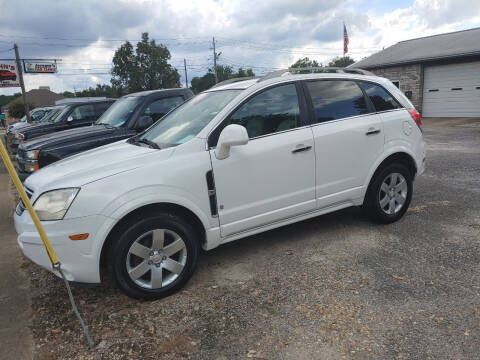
133 138 160 149
98 123 114 129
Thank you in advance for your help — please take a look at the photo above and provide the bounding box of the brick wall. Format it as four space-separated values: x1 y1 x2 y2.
370 64 424 114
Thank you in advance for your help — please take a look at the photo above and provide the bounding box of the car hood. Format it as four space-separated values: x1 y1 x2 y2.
20 124 117 151
25 140 174 191
12 121 54 135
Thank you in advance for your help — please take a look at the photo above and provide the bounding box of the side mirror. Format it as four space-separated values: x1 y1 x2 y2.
136 115 154 131
215 124 248 160
66 115 73 123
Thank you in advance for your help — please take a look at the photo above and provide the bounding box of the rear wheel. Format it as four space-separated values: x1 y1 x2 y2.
364 163 413 223
110 213 200 300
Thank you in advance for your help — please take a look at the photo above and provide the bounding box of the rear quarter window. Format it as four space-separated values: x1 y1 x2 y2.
360 82 402 112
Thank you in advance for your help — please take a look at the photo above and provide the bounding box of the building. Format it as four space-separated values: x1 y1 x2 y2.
350 27 480 117
4 88 64 121
6 88 64 109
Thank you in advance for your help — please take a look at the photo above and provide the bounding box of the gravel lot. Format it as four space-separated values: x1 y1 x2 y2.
8 120 480 359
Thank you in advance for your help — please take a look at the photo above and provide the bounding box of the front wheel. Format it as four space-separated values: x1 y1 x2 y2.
364 163 413 224
110 213 200 300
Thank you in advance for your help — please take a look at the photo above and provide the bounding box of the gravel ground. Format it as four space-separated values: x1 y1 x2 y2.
10 121 480 359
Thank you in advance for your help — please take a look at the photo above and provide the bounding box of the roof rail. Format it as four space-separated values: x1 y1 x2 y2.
210 76 258 89
259 67 374 82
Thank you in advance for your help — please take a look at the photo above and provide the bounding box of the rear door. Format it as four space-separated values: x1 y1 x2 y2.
304 79 384 208
209 82 316 237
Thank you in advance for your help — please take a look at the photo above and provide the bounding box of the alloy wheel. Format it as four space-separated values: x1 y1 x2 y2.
378 172 408 215
126 229 187 289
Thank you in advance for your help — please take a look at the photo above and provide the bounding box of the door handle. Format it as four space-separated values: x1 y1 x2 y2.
365 128 381 135
292 144 312 153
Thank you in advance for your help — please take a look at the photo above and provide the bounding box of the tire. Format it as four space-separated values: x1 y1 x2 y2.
364 162 413 224
110 213 200 300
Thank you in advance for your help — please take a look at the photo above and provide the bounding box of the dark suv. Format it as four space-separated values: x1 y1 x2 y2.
16 88 192 179
8 99 114 154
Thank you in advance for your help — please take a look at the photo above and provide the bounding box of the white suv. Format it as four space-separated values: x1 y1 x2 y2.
15 70 425 299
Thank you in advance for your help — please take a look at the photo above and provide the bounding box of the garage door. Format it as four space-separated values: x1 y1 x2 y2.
422 61 480 117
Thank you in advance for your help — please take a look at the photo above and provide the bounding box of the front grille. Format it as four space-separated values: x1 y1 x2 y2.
15 186 33 216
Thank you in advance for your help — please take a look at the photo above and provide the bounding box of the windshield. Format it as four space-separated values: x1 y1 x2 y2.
43 107 64 122
53 105 72 123
96 96 141 128
139 90 240 146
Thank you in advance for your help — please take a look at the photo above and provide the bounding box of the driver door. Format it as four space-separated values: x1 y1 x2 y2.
209 83 316 238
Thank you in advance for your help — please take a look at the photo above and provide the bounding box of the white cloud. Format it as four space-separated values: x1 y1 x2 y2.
1 0 480 96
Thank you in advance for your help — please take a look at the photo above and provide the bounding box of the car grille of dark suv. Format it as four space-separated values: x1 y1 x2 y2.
15 186 33 216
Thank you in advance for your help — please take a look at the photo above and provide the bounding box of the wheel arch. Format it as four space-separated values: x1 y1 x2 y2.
99 202 206 277
363 151 417 199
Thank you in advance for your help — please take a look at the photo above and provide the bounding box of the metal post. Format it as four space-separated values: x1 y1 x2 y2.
213 37 218 84
13 44 31 123
184 58 188 88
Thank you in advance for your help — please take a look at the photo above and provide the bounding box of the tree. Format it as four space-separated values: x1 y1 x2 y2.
7 102 35 119
190 65 255 94
190 71 216 94
72 84 123 98
328 56 355 68
290 57 321 69
111 33 180 92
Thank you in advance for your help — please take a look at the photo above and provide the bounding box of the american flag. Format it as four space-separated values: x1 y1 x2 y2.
343 23 349 55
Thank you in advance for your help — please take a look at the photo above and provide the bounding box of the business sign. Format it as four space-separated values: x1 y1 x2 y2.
24 61 57 73
0 61 20 87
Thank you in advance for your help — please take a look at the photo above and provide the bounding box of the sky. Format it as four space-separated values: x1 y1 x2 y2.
1 0 480 96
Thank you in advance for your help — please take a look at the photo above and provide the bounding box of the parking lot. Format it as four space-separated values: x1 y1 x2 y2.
1 119 479 359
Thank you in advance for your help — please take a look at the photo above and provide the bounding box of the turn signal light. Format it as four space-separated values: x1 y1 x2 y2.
69 233 89 241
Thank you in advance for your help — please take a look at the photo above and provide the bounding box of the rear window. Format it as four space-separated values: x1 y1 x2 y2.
360 82 402 112
305 80 369 122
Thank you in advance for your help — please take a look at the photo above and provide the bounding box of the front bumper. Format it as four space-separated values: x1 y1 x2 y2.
14 210 111 283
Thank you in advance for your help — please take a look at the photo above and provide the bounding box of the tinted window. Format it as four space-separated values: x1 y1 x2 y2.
142 96 184 121
94 102 113 116
229 84 300 139
361 82 401 111
70 104 96 121
31 110 45 121
97 97 142 128
306 80 369 123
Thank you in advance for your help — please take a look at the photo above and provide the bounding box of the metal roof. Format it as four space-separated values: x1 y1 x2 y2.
350 27 480 69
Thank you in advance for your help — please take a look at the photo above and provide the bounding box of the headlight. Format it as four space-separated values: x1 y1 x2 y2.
25 149 40 160
33 188 80 221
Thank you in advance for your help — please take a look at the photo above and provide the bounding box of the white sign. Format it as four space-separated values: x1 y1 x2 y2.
0 61 20 88
24 61 57 73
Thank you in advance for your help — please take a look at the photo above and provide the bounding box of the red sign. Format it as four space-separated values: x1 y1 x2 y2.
0 61 20 87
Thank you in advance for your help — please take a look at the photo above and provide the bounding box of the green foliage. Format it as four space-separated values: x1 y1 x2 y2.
328 56 356 67
190 71 216 94
7 102 35 119
190 65 255 93
111 33 180 92
62 91 75 98
0 93 21 108
72 84 123 98
290 57 321 69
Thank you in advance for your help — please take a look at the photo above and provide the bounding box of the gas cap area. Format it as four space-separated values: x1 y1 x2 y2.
403 121 413 136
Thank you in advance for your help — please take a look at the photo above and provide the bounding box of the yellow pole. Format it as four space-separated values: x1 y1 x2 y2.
0 139 59 265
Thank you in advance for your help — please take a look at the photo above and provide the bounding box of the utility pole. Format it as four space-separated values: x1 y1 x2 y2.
183 58 188 89
212 36 218 84
14 44 31 122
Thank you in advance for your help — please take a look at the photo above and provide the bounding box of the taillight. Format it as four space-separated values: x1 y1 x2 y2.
408 109 422 129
